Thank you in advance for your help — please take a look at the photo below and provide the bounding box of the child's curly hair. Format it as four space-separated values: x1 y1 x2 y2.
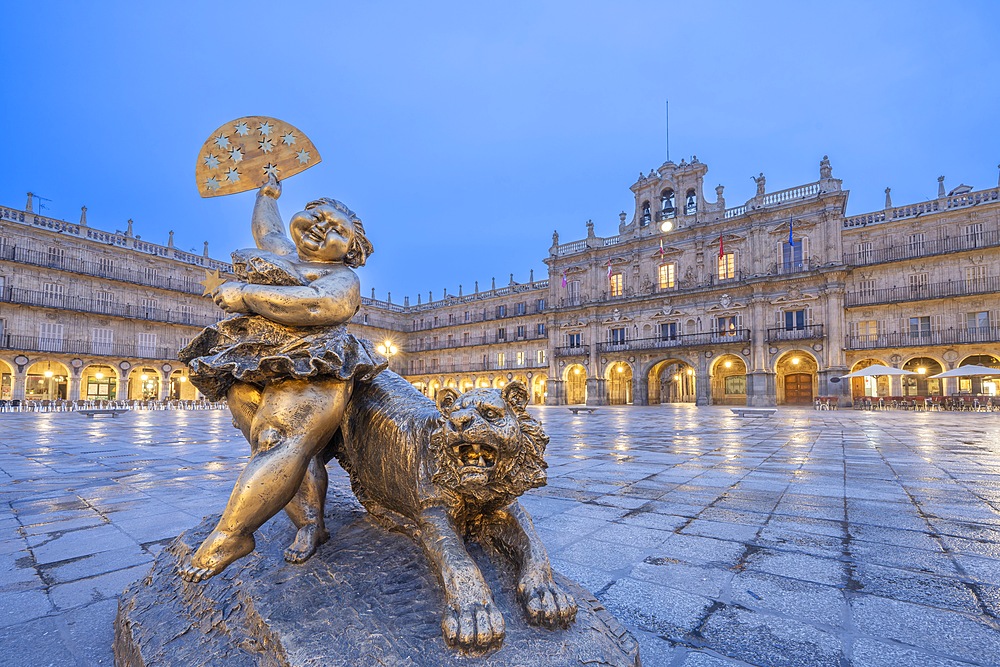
304 198 373 268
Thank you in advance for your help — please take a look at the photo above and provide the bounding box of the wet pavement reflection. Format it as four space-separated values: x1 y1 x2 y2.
1 405 999 666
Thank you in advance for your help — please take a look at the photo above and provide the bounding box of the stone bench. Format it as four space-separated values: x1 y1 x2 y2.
730 408 776 418
568 407 598 415
77 409 128 418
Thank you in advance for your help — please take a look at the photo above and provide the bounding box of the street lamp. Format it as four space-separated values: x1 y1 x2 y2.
376 340 398 357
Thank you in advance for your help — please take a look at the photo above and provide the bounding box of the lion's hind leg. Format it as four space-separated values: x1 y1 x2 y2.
479 502 577 628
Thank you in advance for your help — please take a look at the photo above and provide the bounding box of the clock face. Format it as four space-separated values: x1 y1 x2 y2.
195 116 322 197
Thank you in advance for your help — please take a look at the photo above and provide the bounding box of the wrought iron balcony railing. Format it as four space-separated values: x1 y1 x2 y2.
845 276 1000 307
1 333 177 360
844 325 1000 350
843 229 1000 266
595 329 751 354
1 286 218 327
766 324 824 343
554 345 590 357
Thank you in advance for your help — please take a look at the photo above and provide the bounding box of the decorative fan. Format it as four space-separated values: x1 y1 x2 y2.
195 116 322 197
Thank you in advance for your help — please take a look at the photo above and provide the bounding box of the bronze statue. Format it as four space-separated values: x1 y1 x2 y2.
177 175 386 581
319 370 577 650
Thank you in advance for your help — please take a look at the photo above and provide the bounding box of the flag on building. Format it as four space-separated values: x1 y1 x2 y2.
659 238 665 259
607 259 613 278
788 215 794 246
561 271 567 288
718 233 724 259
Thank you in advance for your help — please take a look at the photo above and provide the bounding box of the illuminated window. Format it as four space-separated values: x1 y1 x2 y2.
610 273 624 297
718 253 735 280
658 263 675 289
516 351 525 367
536 349 546 364
717 316 738 335
497 352 506 367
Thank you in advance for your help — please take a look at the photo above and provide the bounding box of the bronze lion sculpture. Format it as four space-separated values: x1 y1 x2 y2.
305 370 577 651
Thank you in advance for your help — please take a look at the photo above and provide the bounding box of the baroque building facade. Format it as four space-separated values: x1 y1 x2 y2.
3 155 998 407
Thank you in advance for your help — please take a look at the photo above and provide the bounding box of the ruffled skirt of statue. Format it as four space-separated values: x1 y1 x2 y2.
178 316 388 401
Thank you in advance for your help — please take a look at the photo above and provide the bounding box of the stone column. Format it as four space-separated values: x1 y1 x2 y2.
889 374 903 397
746 371 776 407
695 356 711 406
68 373 82 402
632 373 649 406
546 379 565 406
586 378 606 406
12 370 26 401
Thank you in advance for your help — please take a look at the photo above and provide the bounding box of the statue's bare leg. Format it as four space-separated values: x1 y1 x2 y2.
282 454 330 563
179 378 349 582
227 382 261 444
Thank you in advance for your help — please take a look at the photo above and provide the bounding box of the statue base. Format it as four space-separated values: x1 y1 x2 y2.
114 493 641 666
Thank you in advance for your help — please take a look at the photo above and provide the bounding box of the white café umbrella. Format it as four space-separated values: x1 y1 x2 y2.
841 364 917 379
928 364 1000 379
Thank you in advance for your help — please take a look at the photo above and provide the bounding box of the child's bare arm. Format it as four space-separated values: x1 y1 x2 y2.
252 178 296 256
240 271 360 327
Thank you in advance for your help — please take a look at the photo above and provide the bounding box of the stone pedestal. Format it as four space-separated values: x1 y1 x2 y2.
115 494 641 667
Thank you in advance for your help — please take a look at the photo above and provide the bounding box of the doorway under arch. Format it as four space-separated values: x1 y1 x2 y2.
901 357 943 397
564 364 587 405
647 359 695 404
711 354 747 406
531 373 548 405
25 360 70 401
958 354 1000 396
0 359 13 400
606 362 633 405
775 351 817 405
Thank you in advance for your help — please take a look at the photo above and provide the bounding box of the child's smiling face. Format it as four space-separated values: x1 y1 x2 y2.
289 201 356 262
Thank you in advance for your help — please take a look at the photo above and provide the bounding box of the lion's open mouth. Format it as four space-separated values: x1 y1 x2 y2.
453 443 497 470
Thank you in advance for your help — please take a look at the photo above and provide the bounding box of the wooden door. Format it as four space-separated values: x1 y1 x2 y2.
784 373 813 404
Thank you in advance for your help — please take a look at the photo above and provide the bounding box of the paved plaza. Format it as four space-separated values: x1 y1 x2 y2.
1 406 999 666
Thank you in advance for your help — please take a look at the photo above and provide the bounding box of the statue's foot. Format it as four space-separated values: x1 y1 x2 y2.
178 530 255 583
518 572 577 627
283 524 330 564
442 598 505 651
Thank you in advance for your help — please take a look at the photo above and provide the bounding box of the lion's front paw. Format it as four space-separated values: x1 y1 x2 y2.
518 573 577 627
441 599 505 651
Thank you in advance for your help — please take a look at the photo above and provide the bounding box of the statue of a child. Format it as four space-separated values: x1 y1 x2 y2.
178 177 386 582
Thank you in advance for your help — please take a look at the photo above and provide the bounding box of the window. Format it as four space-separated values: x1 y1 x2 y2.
141 298 158 312
47 247 65 265
433 316 439 326
448 313 455 325
856 320 878 341
966 265 987 283
718 253 735 280
430 359 439 372
39 322 64 352
447 334 454 347
908 273 928 294
855 241 873 263
178 336 192 349
536 298 546 312
909 316 931 339
724 376 746 395
784 310 805 331
658 263 675 289
516 351 525 367
516 302 526 316
609 273 624 297
144 267 158 284
463 332 470 344
497 352 506 367
362 313 368 324
609 327 626 345
660 322 678 340
567 280 581 303
516 325 526 339
497 328 506 341
908 233 925 254
92 328 115 355
536 349 546 365
717 316 738 335
782 239 803 272
660 190 675 217
967 311 990 332
496 305 507 318
965 223 984 246
641 201 651 225
464 311 470 322
178 304 194 323
858 279 876 296
98 257 114 275
137 333 158 357
567 333 582 348
684 189 697 216
536 322 546 336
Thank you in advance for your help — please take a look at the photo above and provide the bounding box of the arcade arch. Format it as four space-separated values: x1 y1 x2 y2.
82 364 119 401
606 361 633 405
958 354 1000 396
127 367 162 400
647 358 695 404
531 373 548 405
25 360 69 401
0 359 13 401
849 358 890 398
427 379 441 399
564 364 587 405
711 354 747 406
901 356 943 397
775 351 817 405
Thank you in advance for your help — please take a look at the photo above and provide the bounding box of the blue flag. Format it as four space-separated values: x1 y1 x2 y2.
788 215 794 245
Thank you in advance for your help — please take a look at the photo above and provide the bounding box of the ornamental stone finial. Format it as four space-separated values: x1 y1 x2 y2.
127 219 134 237
371 287 375 298
79 206 88 227
551 230 559 246
529 269 534 282
203 240 209 257
491 277 496 290
938 175 946 198
884 187 892 209
619 211 626 224
458 284 463 297
25 192 33 212
820 155 832 179
715 184 725 207
475 280 479 293
387 291 391 304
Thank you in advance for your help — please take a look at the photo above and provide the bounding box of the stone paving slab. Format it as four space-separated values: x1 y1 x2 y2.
0 406 999 666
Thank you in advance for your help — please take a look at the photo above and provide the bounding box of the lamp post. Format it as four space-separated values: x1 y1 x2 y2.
377 340 398 369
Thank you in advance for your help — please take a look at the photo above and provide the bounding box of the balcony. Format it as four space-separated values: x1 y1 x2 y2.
844 325 1000 350
407 331 548 353
767 324 824 343
1 333 177 360
411 358 549 375
845 276 1000 307
843 229 1000 266
1 286 219 327
554 345 589 357
595 329 751 354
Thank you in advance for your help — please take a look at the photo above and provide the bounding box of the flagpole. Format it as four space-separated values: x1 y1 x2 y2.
665 100 670 163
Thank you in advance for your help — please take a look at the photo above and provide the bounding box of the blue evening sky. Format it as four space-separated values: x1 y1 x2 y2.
4 2 999 304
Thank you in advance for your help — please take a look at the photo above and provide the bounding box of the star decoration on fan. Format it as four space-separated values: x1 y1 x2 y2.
205 177 221 191
225 168 240 183
229 146 244 163
200 269 227 296
263 162 280 179
214 134 230 149
234 121 250 136
258 138 274 153
296 149 311 164
203 153 220 169
281 132 296 146
258 121 272 136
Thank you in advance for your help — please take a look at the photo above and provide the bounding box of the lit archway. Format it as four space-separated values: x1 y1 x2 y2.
901 357 943 397
82 364 118 401
775 351 817 405
411 381 428 395
460 378 475 393
531 373 548 405
605 362 633 405
127 367 162 400
0 359 13 401
564 364 587 405
959 354 1000 396
850 358 890 398
492 376 508 389
711 354 747 406
170 369 196 400
647 358 695 404
24 360 70 401
428 380 441 400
